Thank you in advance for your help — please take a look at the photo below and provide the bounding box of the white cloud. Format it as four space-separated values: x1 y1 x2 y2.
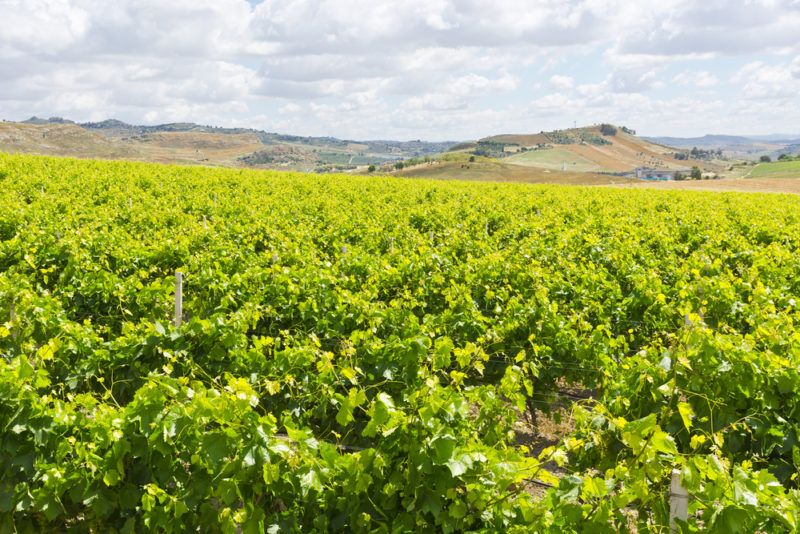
732 59 800 100
0 0 91 56
549 75 574 90
672 70 718 88
405 72 518 111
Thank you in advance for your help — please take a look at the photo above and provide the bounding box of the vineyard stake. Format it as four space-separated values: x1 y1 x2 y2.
174 271 183 327
9 300 16 339
669 469 688 532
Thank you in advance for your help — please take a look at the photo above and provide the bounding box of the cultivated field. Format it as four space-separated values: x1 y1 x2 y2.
505 147 600 172
2 154 800 532
747 160 800 179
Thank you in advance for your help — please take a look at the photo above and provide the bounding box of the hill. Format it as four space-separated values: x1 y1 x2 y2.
0 122 138 159
466 125 716 174
1 118 455 172
644 134 800 160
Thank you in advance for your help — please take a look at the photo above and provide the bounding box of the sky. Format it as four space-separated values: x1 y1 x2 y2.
1 0 800 141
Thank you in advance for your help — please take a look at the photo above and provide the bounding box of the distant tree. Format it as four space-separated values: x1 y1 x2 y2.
778 154 790 161
469 155 476 162
674 171 686 181
394 161 405 170
367 165 376 173
760 155 772 163
599 124 617 136
690 166 702 180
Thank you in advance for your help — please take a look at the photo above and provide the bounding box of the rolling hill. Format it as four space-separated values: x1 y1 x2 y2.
478 125 714 173
0 122 138 160
3 117 454 172
644 134 800 159
7 118 796 187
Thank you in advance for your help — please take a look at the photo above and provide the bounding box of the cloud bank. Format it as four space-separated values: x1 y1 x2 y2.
1 0 799 139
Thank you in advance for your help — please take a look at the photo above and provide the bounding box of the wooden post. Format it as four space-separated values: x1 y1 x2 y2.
128 198 133 210
174 272 183 327
9 301 16 339
202 215 208 229
669 469 688 532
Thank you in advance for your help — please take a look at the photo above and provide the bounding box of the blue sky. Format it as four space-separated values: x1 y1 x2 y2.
1 0 799 140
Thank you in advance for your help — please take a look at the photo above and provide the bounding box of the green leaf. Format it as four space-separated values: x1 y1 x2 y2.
581 477 608 499
650 429 678 455
300 469 323 497
363 393 396 437
678 402 694 431
448 501 467 519
17 356 34 380
431 435 457 464
103 470 121 487
433 337 453 370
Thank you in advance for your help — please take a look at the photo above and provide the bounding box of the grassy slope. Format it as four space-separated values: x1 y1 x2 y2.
748 160 800 179
505 148 599 172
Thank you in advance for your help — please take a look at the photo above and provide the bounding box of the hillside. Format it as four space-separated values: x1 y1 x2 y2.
746 159 800 179
479 125 714 173
3 118 454 172
0 122 140 159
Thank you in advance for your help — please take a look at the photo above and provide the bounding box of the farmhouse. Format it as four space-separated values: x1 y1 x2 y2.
635 167 688 181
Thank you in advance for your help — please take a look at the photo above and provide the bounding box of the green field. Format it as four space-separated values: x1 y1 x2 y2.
2 153 800 532
505 147 599 172
748 159 800 178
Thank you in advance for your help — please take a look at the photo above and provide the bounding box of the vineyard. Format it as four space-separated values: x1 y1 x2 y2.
2 153 800 532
